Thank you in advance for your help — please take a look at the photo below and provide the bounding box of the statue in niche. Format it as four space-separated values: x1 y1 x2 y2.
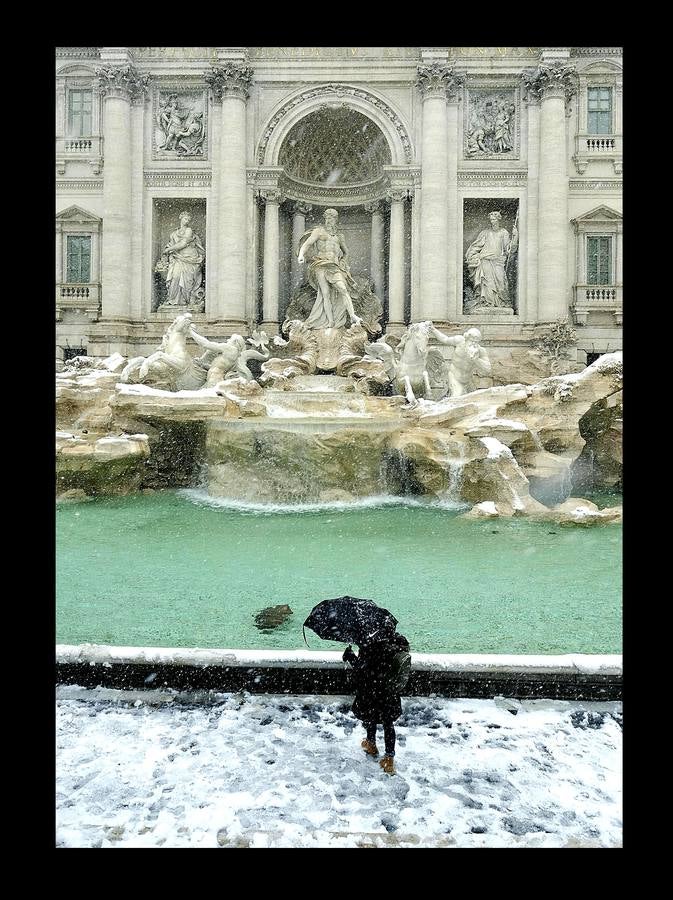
155 211 205 310
464 210 518 311
297 208 364 329
188 327 271 386
466 96 516 156
121 312 195 390
287 207 383 370
157 94 205 156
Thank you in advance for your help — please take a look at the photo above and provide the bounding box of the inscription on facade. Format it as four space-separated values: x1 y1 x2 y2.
134 47 218 59
130 47 540 60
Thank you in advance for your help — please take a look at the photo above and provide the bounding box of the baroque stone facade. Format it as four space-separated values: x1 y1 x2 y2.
55 46 622 365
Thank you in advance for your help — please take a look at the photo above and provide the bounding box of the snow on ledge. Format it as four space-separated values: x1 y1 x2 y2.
116 383 219 398
56 644 622 676
480 436 514 460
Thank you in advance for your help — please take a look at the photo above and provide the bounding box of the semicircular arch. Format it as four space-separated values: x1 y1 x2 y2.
257 83 414 168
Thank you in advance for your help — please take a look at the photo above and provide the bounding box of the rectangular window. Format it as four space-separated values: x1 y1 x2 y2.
586 236 612 285
66 236 91 283
68 90 93 137
63 347 87 362
587 87 612 134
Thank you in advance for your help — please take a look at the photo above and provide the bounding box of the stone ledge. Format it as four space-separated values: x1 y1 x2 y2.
56 645 622 700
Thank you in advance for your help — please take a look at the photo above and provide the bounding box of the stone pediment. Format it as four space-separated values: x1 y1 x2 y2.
56 63 97 77
578 59 622 74
56 205 102 225
572 205 622 225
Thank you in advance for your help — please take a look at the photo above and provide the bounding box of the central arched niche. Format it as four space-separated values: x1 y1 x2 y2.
271 106 400 325
279 107 392 187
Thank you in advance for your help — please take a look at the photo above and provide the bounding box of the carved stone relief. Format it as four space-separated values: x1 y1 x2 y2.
153 89 207 159
464 89 519 159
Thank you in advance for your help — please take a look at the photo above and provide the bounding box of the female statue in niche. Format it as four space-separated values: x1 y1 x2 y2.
465 210 518 310
157 211 205 308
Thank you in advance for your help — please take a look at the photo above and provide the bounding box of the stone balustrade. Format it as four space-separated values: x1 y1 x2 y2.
56 136 104 156
573 134 622 174
56 283 101 322
572 284 622 325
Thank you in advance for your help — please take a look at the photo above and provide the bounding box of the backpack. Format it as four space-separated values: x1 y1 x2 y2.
388 648 412 693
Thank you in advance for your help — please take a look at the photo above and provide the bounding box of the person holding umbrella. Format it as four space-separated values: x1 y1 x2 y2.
342 631 410 775
303 597 411 776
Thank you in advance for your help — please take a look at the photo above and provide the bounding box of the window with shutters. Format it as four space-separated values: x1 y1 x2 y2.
68 89 93 137
587 87 612 134
66 236 91 283
586 235 613 285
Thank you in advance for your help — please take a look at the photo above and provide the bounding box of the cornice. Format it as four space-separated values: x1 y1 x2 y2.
56 180 104 191
56 48 100 58
569 179 623 191
144 171 212 187
458 171 527 185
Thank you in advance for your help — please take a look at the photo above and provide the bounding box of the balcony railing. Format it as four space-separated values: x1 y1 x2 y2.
55 136 104 174
571 284 622 326
573 134 622 174
56 283 101 321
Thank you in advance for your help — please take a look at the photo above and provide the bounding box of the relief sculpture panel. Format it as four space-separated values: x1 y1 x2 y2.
464 89 519 159
153 89 208 159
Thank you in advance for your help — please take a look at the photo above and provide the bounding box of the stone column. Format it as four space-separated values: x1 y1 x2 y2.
56 78 66 136
56 227 63 283
364 201 385 298
290 202 312 291
130 93 145 320
416 63 464 323
206 63 254 326
446 99 460 321
386 191 406 329
96 64 150 320
206 99 221 320
260 190 284 331
524 86 541 323
525 63 577 322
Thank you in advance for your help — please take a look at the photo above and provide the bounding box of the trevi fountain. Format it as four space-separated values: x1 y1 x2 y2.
56 205 622 655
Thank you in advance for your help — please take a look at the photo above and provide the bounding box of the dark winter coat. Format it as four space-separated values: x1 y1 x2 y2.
346 633 410 724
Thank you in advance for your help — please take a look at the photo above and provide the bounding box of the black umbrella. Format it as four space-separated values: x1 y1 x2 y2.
303 596 398 647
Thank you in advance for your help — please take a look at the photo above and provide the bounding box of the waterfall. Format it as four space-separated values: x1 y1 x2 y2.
436 437 466 506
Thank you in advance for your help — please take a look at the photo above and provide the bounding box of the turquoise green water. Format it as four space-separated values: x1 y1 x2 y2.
56 490 622 654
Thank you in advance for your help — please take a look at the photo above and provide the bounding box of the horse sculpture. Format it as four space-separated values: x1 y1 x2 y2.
364 321 448 407
121 313 195 390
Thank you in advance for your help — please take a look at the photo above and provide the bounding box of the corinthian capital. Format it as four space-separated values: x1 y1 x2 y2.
416 63 465 100
259 189 285 204
95 64 151 100
205 63 254 101
522 63 577 104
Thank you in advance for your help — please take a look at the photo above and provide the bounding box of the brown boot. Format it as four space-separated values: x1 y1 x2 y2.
361 738 378 757
379 755 395 775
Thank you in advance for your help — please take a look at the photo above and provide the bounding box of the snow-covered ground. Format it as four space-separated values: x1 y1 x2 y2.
56 687 622 848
